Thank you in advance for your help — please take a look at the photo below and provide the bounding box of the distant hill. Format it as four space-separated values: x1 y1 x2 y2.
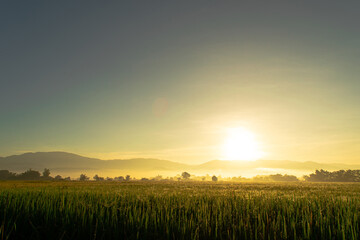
0 151 189 172
0 152 359 178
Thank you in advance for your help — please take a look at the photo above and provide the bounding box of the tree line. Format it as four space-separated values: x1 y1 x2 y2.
0 169 70 181
303 169 360 182
1 168 360 182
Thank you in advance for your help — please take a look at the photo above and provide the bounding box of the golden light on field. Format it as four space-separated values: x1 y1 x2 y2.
221 127 264 161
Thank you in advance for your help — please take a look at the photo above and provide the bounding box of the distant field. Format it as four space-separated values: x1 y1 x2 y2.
0 181 359 239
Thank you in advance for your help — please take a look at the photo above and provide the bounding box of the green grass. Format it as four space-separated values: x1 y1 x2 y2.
0 181 359 239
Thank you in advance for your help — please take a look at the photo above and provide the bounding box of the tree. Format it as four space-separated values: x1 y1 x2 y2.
212 175 218 182
268 174 299 182
125 175 131 181
93 174 104 181
153 175 162 181
19 169 41 180
42 168 51 178
54 175 63 181
304 169 360 182
115 176 124 181
181 172 190 180
0 170 16 180
80 174 89 181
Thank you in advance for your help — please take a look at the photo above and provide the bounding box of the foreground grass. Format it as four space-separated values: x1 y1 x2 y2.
0 181 359 239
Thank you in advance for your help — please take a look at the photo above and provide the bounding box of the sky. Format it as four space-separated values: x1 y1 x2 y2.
1 1 360 164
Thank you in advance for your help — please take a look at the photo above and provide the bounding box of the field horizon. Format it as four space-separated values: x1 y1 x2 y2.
1 151 360 179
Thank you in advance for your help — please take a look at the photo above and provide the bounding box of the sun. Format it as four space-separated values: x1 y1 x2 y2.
221 127 264 161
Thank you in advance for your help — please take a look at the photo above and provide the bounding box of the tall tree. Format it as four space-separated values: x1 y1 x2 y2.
80 174 89 181
43 168 51 178
181 172 191 180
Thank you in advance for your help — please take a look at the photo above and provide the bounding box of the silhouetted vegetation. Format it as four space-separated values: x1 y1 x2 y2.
93 174 105 181
79 174 89 181
114 176 125 181
2 168 360 183
54 175 63 180
253 174 299 182
0 169 50 180
0 168 73 181
42 168 50 178
18 169 41 180
0 170 16 180
181 171 191 180
304 169 360 182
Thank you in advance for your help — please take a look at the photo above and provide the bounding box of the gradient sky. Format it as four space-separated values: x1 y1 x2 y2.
1 1 360 164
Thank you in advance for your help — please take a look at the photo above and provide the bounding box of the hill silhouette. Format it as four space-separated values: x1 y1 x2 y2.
0 152 359 178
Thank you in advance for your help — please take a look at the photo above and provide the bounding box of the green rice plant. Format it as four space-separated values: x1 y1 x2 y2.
0 181 359 239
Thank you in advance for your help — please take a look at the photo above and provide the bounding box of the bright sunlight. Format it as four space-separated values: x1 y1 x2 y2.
221 127 264 161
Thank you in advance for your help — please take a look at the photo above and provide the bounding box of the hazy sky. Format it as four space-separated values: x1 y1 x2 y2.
1 1 360 164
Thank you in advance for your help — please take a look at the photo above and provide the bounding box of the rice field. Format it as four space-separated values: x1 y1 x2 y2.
0 181 359 239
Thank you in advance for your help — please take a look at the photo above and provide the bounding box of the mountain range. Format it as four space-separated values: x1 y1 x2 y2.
1 152 359 178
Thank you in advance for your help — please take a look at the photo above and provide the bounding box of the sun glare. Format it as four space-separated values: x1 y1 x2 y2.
221 127 264 161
